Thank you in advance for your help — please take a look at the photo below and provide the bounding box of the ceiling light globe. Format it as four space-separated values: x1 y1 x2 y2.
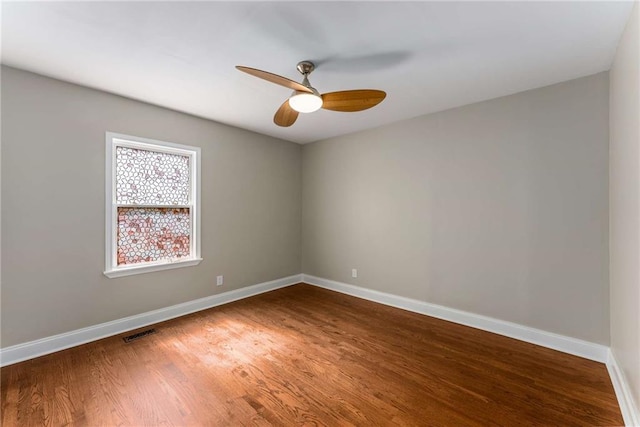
289 93 323 113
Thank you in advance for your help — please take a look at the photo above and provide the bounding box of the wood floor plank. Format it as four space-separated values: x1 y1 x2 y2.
1 284 624 426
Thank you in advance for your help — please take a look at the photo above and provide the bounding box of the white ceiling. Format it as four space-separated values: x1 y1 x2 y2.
1 1 634 144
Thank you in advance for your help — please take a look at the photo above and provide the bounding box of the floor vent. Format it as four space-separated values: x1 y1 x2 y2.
123 328 157 343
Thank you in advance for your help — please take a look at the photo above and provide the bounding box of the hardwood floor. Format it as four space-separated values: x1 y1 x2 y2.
1 284 623 426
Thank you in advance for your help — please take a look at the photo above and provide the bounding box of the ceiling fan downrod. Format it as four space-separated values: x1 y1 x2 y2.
296 61 316 89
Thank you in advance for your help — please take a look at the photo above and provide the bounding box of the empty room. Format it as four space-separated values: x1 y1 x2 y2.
1 1 639 426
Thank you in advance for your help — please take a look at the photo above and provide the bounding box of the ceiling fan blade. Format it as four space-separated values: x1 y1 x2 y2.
321 90 386 112
236 66 313 93
274 99 299 127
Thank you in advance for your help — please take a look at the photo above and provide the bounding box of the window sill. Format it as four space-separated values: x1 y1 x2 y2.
104 258 203 278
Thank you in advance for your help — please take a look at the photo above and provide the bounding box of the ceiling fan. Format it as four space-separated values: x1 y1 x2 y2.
235 61 386 127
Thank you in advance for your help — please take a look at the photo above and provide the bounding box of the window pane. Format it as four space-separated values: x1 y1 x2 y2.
117 207 190 265
116 146 190 205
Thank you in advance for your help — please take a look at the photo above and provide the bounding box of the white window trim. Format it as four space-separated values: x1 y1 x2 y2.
104 132 202 278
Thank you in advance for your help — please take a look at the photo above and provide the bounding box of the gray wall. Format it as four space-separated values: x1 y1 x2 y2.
1 66 302 347
302 72 610 344
610 2 640 414
0 64 616 353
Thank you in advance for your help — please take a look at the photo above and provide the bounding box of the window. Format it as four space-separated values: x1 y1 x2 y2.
104 132 201 278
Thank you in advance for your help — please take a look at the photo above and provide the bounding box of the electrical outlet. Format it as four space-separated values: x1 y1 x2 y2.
352 268 358 278
216 275 224 286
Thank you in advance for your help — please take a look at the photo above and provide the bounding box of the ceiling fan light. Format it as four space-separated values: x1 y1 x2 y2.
289 92 323 113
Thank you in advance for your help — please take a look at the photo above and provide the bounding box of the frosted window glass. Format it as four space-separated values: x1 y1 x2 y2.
116 147 190 205
117 207 190 265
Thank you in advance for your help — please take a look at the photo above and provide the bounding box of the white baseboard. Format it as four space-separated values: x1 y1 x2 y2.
608 350 640 426
0 274 303 367
302 274 609 363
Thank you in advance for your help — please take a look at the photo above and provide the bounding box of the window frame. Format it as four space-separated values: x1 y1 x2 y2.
104 132 202 278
